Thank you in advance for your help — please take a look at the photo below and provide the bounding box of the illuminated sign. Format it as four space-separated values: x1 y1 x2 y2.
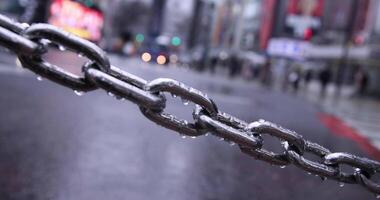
49 0 103 41
286 0 324 38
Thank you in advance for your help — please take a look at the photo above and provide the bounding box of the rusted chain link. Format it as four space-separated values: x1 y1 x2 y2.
1 14 380 196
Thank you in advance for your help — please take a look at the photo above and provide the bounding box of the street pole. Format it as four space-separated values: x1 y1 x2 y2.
148 0 166 39
20 0 51 24
232 0 247 50
188 0 203 49
336 0 359 95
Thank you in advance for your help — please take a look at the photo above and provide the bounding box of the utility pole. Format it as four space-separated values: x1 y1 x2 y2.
20 0 51 23
232 0 247 50
336 0 359 95
148 0 166 39
187 0 203 49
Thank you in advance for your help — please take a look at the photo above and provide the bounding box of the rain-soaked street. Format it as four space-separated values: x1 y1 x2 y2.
0 52 376 200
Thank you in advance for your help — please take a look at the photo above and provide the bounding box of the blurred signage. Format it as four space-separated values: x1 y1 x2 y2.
48 0 103 41
267 38 310 59
268 38 370 60
286 0 324 38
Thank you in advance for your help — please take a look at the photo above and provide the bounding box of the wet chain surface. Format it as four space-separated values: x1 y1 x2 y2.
1 14 380 196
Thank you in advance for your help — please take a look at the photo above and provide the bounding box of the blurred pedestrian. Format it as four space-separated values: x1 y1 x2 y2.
319 68 331 97
229 53 241 78
288 66 301 93
260 57 272 86
355 68 370 95
304 69 313 89
210 56 218 74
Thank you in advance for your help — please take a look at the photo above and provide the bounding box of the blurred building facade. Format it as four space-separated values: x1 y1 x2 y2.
190 0 380 94
1 0 380 94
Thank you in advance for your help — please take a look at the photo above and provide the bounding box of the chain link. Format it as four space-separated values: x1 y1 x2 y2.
1 14 380 195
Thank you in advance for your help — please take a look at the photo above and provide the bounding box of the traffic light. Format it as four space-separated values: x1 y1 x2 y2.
135 34 145 43
171 36 181 46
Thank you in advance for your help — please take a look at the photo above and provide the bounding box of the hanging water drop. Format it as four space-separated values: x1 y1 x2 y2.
205 133 209 137
307 172 312 175
191 136 197 139
181 135 187 139
115 95 124 100
107 92 115 97
171 93 177 98
181 98 190 106
74 90 84 96
36 76 43 81
78 53 84 58
219 138 225 141
58 45 66 51
280 165 286 169
339 182 344 187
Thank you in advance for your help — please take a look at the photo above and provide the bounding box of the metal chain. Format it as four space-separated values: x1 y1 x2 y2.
1 14 380 196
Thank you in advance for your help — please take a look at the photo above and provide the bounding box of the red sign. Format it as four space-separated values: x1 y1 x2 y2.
49 0 104 41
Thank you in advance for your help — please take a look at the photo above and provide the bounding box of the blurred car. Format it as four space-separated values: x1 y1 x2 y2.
139 36 171 65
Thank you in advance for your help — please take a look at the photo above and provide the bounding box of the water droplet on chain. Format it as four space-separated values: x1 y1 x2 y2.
181 98 190 105
280 165 286 169
78 53 84 58
181 135 187 139
307 172 312 175
36 76 43 81
40 39 51 46
168 115 175 121
191 136 197 139
115 95 124 100
58 45 66 51
339 182 344 187
171 93 177 98
205 133 209 137
20 23 30 29
219 138 225 141
74 90 84 96
107 92 115 97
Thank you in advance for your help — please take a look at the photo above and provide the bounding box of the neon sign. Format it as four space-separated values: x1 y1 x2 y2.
49 0 103 41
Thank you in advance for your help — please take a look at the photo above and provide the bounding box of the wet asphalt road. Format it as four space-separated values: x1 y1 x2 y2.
0 53 375 199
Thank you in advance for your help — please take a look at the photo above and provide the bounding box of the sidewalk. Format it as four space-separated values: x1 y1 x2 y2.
303 81 380 157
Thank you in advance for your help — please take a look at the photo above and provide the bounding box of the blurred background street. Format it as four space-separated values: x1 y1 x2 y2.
1 0 380 199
